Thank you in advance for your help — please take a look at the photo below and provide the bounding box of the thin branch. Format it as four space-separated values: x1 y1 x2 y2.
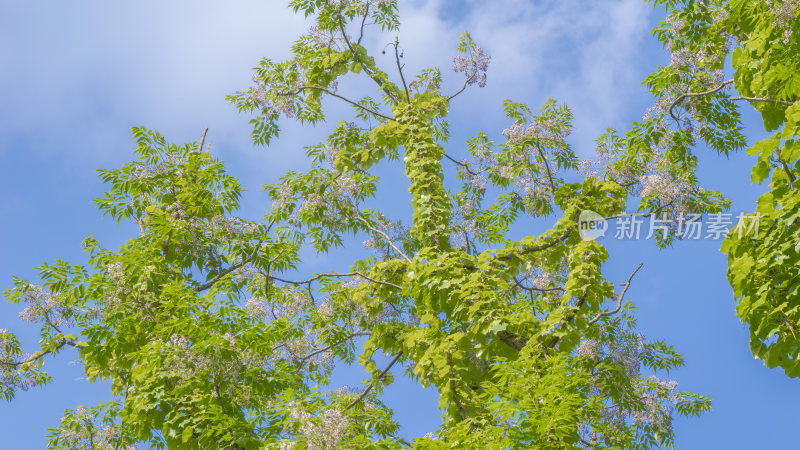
535 142 557 194
337 15 400 104
512 276 564 293
2 339 85 369
196 242 264 292
352 215 412 263
588 263 643 325
393 37 410 103
356 4 370 46
498 228 573 262
281 85 394 121
345 351 403 410
300 331 371 362
269 271 402 290
668 79 733 121
730 96 794 106
447 69 477 102
443 153 477 176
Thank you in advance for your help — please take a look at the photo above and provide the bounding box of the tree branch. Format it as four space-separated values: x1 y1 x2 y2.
196 242 264 292
447 69 477 102
351 215 412 263
300 331 371 362
268 271 402 290
345 351 403 410
730 96 794 106
668 80 733 121
535 142 557 194
1 339 85 369
587 263 643 325
444 153 477 176
337 15 400 104
281 85 394 121
393 37 410 103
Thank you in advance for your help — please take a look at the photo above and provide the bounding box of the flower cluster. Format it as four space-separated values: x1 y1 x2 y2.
766 0 800 44
48 403 138 450
17 284 73 329
452 45 491 88
286 405 351 450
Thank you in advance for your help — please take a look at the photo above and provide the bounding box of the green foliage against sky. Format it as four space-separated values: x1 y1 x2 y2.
1 0 798 448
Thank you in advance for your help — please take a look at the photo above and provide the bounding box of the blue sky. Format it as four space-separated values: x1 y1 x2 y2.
1 0 798 448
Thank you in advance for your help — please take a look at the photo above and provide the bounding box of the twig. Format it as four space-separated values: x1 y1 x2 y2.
196 241 263 292
393 37 410 103
345 351 403 410
443 153 477 176
588 263 643 325
498 228 573 262
268 271 402 290
1 339 85 369
352 215 412 263
730 96 794 106
337 16 400 104
512 276 564 293
447 69 477 102
300 331 371 362
281 85 393 121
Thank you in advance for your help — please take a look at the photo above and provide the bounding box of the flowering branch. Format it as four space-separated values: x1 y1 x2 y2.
588 263 643 326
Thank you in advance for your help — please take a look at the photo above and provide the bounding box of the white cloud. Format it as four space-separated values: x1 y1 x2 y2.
0 0 655 171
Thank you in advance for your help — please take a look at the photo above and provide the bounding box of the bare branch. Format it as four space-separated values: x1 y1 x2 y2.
447 69 477 102
393 37 410 103
588 263 643 325
730 96 794 106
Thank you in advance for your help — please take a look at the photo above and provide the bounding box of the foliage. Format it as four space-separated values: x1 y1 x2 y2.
640 0 800 377
0 0 737 448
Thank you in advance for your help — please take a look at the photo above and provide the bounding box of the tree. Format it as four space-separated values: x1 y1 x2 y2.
624 0 800 377
2 1 724 448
